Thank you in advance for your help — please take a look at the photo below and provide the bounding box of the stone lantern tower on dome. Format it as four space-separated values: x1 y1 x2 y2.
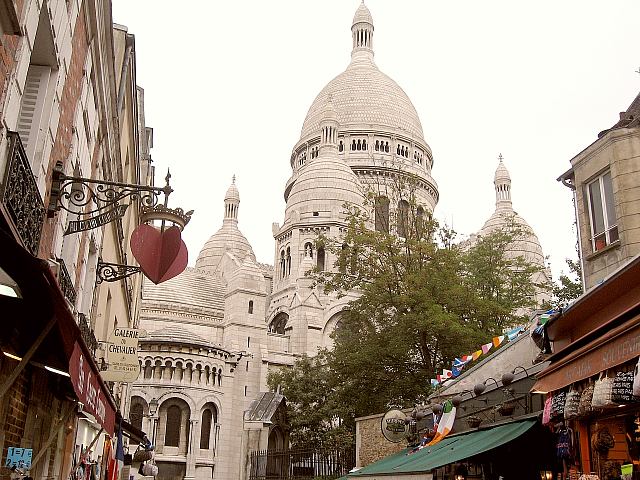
477 156 552 309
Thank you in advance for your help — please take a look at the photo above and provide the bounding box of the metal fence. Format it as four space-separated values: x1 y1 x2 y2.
249 448 355 480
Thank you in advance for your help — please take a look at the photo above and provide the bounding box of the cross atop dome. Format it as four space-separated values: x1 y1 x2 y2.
351 1 374 61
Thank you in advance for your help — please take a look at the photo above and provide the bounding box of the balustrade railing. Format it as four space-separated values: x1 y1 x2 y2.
0 131 45 255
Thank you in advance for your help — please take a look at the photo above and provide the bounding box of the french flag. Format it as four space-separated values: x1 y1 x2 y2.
108 424 124 480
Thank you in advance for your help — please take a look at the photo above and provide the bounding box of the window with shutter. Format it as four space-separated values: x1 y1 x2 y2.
17 65 52 170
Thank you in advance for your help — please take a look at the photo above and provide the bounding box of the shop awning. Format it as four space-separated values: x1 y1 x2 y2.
346 419 537 477
0 228 116 434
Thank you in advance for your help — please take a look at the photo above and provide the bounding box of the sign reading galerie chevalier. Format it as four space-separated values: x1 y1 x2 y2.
69 341 115 434
381 409 409 443
100 328 140 383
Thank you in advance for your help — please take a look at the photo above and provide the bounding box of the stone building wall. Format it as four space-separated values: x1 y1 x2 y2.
355 413 406 468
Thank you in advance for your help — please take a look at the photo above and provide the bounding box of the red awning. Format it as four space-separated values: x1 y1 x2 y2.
0 228 116 434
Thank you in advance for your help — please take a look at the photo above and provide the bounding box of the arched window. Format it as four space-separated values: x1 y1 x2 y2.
286 247 291 276
374 196 390 233
304 242 313 258
130 401 144 432
375 140 379 151
269 313 289 335
397 145 401 155
352 140 356 151
339 141 343 152
217 368 222 386
280 250 285 278
385 142 389 153
317 246 326 271
248 300 254 314
165 406 181 447
397 200 410 238
200 409 212 449
362 139 367 150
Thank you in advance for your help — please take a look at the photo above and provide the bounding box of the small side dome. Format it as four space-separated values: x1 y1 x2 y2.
352 1 373 26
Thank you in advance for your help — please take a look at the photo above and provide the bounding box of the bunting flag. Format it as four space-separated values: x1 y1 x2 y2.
429 320 540 388
492 335 505 348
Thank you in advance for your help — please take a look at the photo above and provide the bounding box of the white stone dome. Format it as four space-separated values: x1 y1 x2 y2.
479 210 545 267
286 155 364 222
299 62 424 142
195 177 256 271
195 226 256 270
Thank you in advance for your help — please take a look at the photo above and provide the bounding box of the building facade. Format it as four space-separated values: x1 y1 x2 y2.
559 90 640 290
0 2 151 480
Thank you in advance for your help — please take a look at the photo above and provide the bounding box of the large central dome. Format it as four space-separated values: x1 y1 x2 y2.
299 63 425 141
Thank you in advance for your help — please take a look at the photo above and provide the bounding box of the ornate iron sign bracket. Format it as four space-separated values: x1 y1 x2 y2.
96 260 142 284
47 161 174 233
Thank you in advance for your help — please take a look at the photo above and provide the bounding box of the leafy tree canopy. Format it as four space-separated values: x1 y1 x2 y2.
268 180 548 448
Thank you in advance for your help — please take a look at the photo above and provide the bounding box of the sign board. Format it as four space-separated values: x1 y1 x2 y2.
65 204 129 235
381 409 408 443
100 328 140 382
5 447 32 469
69 341 115 434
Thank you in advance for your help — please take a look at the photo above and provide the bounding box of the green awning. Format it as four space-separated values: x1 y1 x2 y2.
347 419 536 477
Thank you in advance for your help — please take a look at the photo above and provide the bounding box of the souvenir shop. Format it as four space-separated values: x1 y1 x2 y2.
533 256 640 480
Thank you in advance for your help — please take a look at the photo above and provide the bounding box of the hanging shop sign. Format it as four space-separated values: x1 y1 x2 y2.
4 447 32 469
130 224 188 284
64 204 129 235
100 328 140 383
534 316 640 393
381 409 409 443
69 341 115 434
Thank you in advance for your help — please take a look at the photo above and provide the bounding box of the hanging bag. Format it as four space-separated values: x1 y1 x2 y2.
564 386 581 420
633 357 640 397
133 448 153 463
551 390 567 421
612 369 637 404
592 372 615 408
542 393 553 426
578 382 595 416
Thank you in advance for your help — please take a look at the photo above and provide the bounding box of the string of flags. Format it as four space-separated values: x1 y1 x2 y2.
430 325 526 388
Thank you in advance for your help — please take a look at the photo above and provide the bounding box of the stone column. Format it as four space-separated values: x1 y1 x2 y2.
185 418 198 479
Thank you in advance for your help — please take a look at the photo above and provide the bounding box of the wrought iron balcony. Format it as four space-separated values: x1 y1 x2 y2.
56 257 77 306
0 131 45 255
77 312 98 356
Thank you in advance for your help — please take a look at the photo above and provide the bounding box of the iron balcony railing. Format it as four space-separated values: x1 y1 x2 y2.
0 131 45 255
56 257 77 306
77 312 98 356
249 448 355 480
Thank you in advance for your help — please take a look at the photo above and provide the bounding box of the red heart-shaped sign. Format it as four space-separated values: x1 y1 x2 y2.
130 224 188 284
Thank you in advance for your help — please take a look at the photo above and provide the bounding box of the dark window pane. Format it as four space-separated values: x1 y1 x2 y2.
200 410 212 449
374 197 390 233
165 406 181 447
130 403 143 432
588 180 605 236
397 200 409 238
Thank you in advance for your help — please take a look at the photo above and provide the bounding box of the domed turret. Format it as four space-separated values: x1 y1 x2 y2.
195 176 256 272
286 101 364 223
480 156 545 268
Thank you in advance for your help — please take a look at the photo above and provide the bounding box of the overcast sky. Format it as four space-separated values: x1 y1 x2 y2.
112 0 640 281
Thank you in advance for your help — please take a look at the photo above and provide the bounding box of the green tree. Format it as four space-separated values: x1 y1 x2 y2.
269 180 546 447
552 258 583 308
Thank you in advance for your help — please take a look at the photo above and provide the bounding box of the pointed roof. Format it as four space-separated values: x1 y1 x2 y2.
225 175 240 202
352 1 373 26
494 155 511 184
